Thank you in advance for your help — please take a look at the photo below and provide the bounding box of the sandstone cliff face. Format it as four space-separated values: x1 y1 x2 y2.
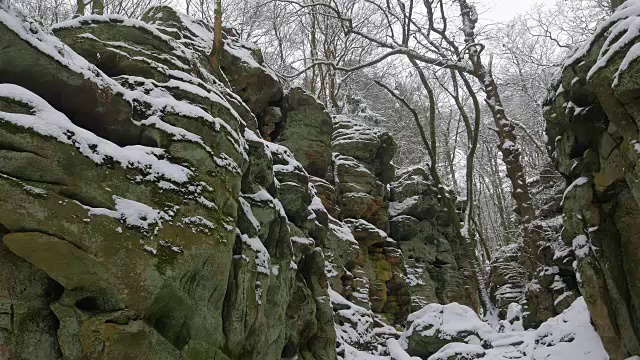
0 5 337 359
327 116 410 326
0 3 484 359
388 167 479 312
544 1 640 358
487 164 579 328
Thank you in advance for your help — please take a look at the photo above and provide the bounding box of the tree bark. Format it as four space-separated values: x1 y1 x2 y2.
209 0 223 72
458 0 536 224
611 0 625 10
309 8 318 93
92 0 104 15
482 72 535 223
74 0 85 18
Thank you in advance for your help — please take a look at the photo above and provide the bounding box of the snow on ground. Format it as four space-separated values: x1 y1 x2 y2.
335 297 608 360
426 297 607 360
331 289 401 360
399 302 494 346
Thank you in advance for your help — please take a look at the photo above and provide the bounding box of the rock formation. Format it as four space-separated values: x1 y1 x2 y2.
0 4 338 358
2 0 625 359
487 164 579 327
388 167 480 312
544 1 640 358
399 297 607 360
0 4 483 359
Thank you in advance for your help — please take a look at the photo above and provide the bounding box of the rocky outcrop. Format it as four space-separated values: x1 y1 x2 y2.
399 297 607 360
0 3 505 359
0 4 338 359
487 243 527 318
321 114 412 327
399 302 494 358
1 7 243 358
328 116 441 328
521 166 579 327
487 164 579 327
389 167 480 312
279 88 333 178
332 117 394 231
543 2 640 358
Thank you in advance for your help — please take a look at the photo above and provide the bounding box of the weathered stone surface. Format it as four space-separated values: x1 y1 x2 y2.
324 115 414 326
0 4 339 359
333 153 389 232
332 116 397 184
310 176 339 217
344 219 410 325
0 239 63 360
389 167 479 311
487 165 579 327
279 88 333 178
3 233 121 311
543 3 640 358
400 302 493 358
219 29 283 116
0 67 239 359
260 106 283 140
0 22 138 146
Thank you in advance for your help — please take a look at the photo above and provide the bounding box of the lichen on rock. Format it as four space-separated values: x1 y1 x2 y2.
1 1 615 359
543 1 640 358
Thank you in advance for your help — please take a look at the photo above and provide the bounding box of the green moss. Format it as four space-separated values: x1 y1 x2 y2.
54 22 183 63
0 22 140 145
0 96 33 114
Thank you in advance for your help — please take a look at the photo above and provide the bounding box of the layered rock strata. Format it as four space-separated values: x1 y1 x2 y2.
0 3 485 359
487 164 579 327
544 2 640 358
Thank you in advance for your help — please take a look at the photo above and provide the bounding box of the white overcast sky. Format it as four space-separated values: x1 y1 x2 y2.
476 0 553 22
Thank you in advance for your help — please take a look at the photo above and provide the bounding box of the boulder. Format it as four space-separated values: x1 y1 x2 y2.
399 303 493 358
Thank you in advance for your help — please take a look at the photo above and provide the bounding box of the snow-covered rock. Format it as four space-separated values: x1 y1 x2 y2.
544 0 640 356
399 297 607 360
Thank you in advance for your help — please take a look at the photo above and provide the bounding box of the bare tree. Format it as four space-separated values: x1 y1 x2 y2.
209 0 223 71
102 0 172 17
273 0 537 226
74 0 104 16
9 0 73 25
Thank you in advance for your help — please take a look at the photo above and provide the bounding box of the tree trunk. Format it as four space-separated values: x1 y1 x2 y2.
74 0 85 18
458 0 536 225
92 0 104 15
611 0 625 10
480 71 536 224
309 8 318 93
209 0 223 72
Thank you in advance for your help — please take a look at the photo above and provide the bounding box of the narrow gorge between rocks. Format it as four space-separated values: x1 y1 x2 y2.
0 0 639 359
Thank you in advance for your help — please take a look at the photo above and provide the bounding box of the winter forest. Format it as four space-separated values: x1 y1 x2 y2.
0 0 639 358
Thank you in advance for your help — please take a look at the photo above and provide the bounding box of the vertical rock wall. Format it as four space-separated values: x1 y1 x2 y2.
388 167 480 311
487 164 579 327
0 5 339 359
544 2 640 358
0 3 485 359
